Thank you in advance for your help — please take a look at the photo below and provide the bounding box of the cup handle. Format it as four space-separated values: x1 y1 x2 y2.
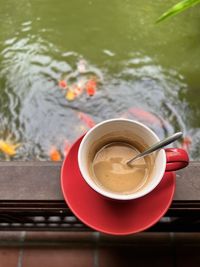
165 148 189 172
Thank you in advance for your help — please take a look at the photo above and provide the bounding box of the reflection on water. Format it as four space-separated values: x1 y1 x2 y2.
0 0 200 160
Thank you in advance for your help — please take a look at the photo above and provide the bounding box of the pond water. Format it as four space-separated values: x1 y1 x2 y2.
0 0 200 160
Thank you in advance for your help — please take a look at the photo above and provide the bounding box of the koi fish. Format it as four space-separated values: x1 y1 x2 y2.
63 140 71 157
73 86 82 97
181 136 192 152
66 89 76 101
58 80 68 89
127 108 162 125
0 140 20 156
78 112 95 128
122 107 172 139
85 79 97 96
49 147 62 161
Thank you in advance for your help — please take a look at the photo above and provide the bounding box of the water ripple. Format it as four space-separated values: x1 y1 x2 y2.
0 23 199 160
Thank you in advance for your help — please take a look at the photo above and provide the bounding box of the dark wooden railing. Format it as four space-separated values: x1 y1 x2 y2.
0 161 199 232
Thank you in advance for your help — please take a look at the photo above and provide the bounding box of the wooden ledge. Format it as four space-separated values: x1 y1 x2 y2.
0 161 198 201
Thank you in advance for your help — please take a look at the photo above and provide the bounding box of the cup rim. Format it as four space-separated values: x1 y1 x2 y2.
78 118 166 200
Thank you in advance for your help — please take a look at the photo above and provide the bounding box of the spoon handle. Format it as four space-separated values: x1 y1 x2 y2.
127 132 183 165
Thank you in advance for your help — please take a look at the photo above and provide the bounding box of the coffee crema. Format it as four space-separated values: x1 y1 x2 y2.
91 142 153 195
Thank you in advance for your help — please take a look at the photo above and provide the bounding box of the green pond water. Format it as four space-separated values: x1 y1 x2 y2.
0 0 200 160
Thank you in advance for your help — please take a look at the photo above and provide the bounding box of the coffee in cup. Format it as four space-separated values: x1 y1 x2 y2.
90 140 154 195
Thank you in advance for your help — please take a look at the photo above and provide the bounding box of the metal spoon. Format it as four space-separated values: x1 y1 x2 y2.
126 132 183 166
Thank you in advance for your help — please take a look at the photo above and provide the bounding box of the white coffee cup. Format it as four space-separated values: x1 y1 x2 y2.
78 118 186 201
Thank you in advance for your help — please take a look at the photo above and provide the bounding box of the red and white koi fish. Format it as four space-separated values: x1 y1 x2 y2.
78 112 95 128
49 147 62 161
73 80 85 97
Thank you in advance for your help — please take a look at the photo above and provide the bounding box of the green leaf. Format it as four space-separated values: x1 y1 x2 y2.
156 0 200 23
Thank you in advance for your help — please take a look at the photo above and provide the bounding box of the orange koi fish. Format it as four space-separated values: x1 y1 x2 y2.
63 140 71 157
85 79 97 96
127 108 161 125
0 140 20 156
78 112 95 128
49 147 62 161
121 107 172 139
58 80 68 89
181 136 192 152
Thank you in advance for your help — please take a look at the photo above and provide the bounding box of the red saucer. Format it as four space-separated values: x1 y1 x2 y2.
61 136 175 235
